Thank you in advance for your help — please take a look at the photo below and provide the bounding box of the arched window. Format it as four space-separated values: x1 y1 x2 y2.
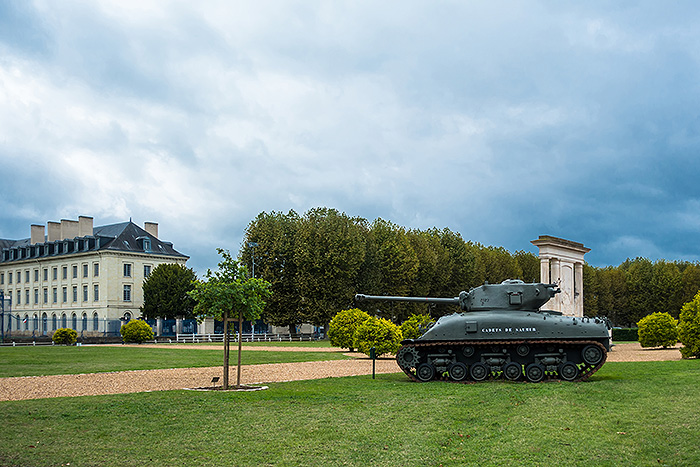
23 314 29 330
82 313 87 331
52 314 57 330
61 313 67 328
124 311 132 323
42 313 47 332
93 312 99 331
33 314 38 330
71 313 77 330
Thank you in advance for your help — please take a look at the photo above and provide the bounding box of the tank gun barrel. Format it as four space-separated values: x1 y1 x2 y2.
355 294 459 305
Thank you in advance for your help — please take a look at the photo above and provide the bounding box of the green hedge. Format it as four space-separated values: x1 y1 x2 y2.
612 327 638 342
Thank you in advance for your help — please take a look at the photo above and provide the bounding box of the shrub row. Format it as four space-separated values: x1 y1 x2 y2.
612 328 638 342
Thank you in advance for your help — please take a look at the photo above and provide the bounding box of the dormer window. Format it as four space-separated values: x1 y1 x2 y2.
137 236 152 253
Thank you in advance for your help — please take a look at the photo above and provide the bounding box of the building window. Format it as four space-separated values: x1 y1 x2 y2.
94 263 99 277
72 313 77 330
61 313 67 328
16 271 20 284
53 267 58 281
72 286 78 302
83 285 88 302
62 287 67 303
25 270 30 283
42 313 47 331
124 263 132 277
43 288 48 304
34 269 39 282
34 289 39 304
8 272 12 284
82 313 88 331
33 314 38 331
94 284 99 301
72 265 78 279
53 288 57 303
123 284 132 301
144 265 152 277
43 268 48 281
16 290 20 305
93 312 99 331
23 314 29 330
62 267 67 280
52 314 57 330
83 264 88 278
0 273 3 285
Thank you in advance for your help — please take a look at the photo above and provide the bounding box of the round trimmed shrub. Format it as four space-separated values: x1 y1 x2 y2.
328 308 371 351
637 312 678 348
400 313 434 340
52 328 77 345
353 317 402 357
679 292 700 358
120 319 155 343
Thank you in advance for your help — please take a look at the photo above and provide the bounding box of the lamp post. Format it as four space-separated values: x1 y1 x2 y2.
248 242 258 338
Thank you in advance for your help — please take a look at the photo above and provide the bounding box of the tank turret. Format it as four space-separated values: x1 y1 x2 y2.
356 279 560 312
355 280 611 383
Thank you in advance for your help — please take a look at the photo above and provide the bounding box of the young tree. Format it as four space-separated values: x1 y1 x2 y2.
188 249 271 388
141 263 197 320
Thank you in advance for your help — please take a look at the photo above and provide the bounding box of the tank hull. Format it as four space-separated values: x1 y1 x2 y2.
397 310 611 383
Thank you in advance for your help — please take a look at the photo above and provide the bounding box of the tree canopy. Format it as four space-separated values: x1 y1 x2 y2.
141 263 197 319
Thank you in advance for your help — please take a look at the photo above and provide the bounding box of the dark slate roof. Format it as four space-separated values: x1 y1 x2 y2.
1 221 188 263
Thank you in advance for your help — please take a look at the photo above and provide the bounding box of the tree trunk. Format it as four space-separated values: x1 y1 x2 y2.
236 309 243 387
223 310 230 389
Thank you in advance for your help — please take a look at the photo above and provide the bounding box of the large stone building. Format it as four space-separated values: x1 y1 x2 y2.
0 216 188 338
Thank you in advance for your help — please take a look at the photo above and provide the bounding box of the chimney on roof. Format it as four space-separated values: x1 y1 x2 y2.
31 224 45 245
79 216 94 237
47 222 61 242
60 219 79 240
144 222 158 238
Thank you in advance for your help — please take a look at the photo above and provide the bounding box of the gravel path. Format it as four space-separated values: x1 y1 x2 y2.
0 342 682 402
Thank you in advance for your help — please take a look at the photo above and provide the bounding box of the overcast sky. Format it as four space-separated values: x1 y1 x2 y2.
2 1 700 274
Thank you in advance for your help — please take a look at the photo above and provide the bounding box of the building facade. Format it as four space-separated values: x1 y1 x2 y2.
0 216 188 338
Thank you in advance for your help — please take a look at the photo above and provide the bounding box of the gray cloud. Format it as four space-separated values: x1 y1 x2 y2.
2 1 700 273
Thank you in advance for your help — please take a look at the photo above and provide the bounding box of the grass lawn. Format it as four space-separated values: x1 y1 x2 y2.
1 360 699 466
0 345 351 377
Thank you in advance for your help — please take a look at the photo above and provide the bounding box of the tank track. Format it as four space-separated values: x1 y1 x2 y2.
397 339 607 383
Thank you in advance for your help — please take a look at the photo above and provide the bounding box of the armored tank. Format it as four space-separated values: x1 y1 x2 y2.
355 280 611 383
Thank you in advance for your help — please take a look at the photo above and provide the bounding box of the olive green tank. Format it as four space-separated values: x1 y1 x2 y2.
355 280 611 383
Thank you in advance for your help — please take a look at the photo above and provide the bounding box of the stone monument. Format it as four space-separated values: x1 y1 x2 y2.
531 235 590 317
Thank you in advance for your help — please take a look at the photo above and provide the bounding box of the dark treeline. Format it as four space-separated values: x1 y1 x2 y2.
241 208 539 332
584 258 700 326
242 208 700 331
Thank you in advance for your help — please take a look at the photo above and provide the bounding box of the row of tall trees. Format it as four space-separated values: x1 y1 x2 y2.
240 207 540 331
584 258 700 326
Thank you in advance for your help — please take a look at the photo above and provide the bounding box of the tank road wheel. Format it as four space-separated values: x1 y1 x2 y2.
582 345 604 366
397 347 420 369
416 363 436 382
503 362 523 381
558 362 579 381
525 363 545 383
516 344 530 357
448 362 468 382
469 362 489 381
